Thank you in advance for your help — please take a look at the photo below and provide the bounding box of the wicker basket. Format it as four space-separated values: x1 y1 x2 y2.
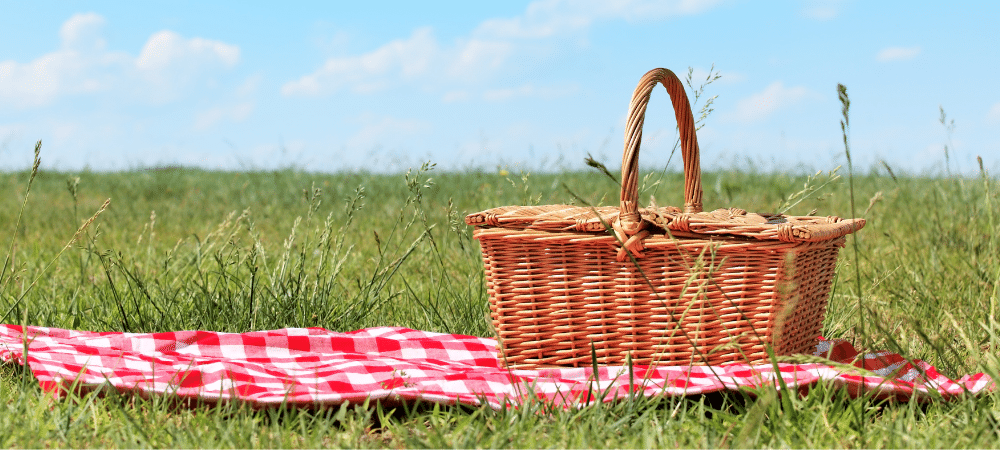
465 68 865 369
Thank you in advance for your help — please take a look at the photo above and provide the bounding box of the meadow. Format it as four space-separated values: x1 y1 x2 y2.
1 143 999 447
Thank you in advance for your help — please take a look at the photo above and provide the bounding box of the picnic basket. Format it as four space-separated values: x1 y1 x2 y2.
465 68 865 369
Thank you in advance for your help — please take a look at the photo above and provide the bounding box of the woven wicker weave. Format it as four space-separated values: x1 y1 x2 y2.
466 68 865 369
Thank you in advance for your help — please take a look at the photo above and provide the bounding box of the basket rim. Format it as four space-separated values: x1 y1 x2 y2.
465 204 865 243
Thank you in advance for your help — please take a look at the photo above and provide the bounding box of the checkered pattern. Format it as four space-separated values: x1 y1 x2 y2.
0 325 992 409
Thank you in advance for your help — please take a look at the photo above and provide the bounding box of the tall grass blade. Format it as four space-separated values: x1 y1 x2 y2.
838 82 866 445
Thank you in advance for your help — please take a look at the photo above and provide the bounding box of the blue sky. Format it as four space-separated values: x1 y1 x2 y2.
1 0 998 174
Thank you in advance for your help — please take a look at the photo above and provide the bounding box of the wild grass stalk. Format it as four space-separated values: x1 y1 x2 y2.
0 141 40 304
837 82 870 444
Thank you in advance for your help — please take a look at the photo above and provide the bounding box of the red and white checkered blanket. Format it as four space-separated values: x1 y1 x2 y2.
0 325 992 408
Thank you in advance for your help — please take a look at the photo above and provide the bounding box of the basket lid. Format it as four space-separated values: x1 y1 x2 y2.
465 205 865 243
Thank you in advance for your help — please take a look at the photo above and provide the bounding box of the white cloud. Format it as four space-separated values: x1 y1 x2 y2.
135 30 240 102
283 0 723 96
0 13 126 108
474 2 592 40
474 0 722 40
446 39 513 79
0 56 61 108
877 46 921 62
136 31 239 72
801 0 847 20
730 81 813 123
60 12 107 51
278 26 513 96
988 102 1000 124
0 13 240 109
281 27 437 96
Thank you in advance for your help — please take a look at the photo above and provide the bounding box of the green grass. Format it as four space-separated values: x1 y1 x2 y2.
1 143 999 447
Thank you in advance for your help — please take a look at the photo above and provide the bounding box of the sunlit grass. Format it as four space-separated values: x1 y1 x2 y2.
0 139 998 446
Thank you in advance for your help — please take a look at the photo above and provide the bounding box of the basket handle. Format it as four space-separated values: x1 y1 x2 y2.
618 68 703 236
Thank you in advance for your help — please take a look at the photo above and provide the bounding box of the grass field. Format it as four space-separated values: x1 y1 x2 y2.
1 144 999 447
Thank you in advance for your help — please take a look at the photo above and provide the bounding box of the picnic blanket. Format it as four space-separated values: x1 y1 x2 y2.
0 325 992 409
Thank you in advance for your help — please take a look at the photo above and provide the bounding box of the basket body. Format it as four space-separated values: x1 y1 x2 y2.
475 224 844 368
466 68 862 369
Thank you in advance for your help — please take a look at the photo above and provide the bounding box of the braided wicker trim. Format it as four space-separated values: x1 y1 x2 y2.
466 205 864 243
